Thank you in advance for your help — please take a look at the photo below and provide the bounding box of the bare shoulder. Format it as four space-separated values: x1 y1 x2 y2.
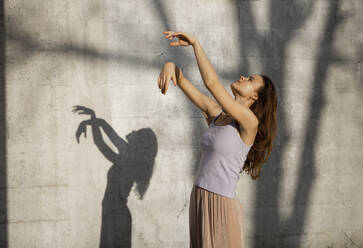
235 117 258 146
236 125 257 146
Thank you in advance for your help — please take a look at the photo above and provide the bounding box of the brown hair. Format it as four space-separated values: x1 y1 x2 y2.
242 74 278 180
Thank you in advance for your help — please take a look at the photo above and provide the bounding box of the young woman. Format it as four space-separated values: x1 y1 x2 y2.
157 31 277 247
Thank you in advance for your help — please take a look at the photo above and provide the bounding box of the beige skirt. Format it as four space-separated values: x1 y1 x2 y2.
189 185 245 248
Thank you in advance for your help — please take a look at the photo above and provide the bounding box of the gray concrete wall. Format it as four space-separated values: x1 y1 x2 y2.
1 0 363 247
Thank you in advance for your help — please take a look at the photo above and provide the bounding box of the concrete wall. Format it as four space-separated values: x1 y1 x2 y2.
1 0 363 247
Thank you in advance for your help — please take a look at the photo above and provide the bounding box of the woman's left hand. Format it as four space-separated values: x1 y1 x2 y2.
163 31 198 47
157 62 177 95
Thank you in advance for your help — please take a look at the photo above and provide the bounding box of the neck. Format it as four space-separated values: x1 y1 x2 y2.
235 95 253 108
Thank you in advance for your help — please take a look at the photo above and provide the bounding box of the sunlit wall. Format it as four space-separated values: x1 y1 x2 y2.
2 0 363 247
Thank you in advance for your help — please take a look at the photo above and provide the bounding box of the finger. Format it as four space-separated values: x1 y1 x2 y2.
165 31 175 35
163 81 167 94
165 81 169 94
165 32 178 39
165 34 173 40
162 78 166 95
170 41 182 47
164 77 170 93
161 79 165 94
163 31 173 38
160 77 163 90
172 75 177 86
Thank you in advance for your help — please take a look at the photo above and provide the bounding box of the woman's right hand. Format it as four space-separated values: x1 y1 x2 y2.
163 31 197 47
157 62 178 95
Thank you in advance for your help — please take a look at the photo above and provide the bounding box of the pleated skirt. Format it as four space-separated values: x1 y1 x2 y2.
189 185 245 248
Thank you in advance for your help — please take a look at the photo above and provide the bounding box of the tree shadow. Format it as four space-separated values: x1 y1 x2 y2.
235 0 348 247
73 106 157 248
280 1 347 247
0 0 7 247
1 0 354 247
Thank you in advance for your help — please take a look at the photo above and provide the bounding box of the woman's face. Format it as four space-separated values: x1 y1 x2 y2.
231 74 264 100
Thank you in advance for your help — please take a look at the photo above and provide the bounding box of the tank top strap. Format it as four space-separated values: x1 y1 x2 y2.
212 110 224 125
221 107 237 125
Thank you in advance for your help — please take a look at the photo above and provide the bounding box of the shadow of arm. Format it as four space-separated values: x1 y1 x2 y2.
87 118 122 163
98 118 127 147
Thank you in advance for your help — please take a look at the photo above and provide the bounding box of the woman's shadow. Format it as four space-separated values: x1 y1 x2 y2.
72 105 158 248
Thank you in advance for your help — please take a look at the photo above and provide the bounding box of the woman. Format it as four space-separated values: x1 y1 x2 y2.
157 31 277 247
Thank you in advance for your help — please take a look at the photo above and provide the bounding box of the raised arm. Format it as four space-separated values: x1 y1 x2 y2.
89 118 122 163
73 105 125 163
97 118 127 148
192 40 220 86
157 61 221 126
192 40 259 131
175 66 221 126
162 31 258 130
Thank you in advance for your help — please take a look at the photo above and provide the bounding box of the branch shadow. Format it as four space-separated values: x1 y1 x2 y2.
2 0 351 247
0 0 7 247
236 0 348 247
280 1 347 247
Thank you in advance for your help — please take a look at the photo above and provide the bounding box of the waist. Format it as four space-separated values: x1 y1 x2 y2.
194 178 238 198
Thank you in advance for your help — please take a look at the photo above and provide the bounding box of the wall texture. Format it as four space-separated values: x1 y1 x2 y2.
1 0 363 247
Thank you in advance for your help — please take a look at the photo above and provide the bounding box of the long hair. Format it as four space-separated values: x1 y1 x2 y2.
242 74 278 180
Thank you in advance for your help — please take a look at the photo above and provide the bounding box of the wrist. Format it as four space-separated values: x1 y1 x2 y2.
175 66 183 81
192 39 200 47
164 61 175 67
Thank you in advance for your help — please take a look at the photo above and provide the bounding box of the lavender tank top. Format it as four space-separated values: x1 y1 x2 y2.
194 110 253 198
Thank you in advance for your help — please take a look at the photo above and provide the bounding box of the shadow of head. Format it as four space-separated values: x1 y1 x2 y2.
126 128 158 200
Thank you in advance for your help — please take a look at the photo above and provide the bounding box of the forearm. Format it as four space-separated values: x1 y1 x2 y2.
175 67 199 102
192 40 220 87
174 66 212 114
90 119 120 161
